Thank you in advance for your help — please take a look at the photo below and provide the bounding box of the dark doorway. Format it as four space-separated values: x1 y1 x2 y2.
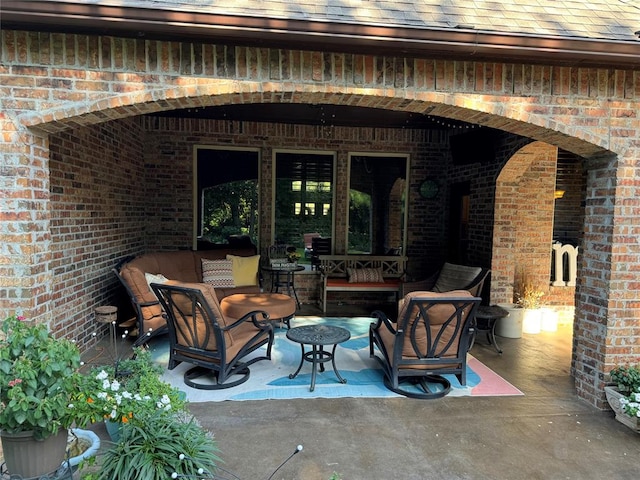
448 181 470 263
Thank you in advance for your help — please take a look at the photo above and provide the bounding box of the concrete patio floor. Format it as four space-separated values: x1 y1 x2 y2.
83 304 639 480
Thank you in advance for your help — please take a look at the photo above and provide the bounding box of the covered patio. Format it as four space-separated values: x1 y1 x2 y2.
77 305 640 479
1 0 639 414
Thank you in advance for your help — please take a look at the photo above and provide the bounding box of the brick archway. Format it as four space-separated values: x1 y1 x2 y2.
493 141 559 305
2 33 638 407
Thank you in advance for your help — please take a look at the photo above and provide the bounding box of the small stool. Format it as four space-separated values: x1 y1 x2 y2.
471 305 508 354
220 293 296 328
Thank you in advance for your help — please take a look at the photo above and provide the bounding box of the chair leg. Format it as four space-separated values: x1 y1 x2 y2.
183 365 251 390
382 374 451 400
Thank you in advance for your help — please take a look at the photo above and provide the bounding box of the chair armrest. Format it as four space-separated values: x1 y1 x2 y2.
223 310 271 331
401 273 438 296
138 300 160 308
371 310 398 335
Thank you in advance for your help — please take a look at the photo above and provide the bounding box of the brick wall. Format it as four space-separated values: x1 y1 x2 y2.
48 118 147 349
1 29 639 407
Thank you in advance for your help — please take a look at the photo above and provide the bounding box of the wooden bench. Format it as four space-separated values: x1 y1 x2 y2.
318 255 407 312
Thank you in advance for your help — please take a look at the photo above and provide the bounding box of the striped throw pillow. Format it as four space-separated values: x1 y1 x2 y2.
347 267 385 283
202 259 235 288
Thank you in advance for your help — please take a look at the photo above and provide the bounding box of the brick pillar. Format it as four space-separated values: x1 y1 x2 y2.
573 152 640 408
0 124 53 326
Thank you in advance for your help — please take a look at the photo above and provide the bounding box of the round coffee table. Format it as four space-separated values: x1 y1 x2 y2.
286 324 351 391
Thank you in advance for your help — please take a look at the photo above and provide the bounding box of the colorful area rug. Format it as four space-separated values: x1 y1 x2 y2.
150 317 523 403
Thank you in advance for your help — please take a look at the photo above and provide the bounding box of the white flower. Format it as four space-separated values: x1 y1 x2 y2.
121 391 133 399
110 379 120 391
97 391 108 399
102 379 111 389
109 410 117 419
134 393 142 401
96 370 109 380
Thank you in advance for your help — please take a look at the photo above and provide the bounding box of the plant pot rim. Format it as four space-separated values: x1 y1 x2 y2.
63 428 101 468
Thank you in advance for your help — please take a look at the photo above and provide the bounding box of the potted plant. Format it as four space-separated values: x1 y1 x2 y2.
0 314 82 478
73 347 186 441
605 364 640 432
86 410 220 480
514 274 546 334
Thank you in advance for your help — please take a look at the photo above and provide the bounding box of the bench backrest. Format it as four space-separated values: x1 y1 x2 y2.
319 255 407 279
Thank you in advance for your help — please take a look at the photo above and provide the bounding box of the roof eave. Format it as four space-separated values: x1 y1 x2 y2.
1 1 639 69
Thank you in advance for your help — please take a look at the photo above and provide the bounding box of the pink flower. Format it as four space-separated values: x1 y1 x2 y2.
8 378 23 387
16 315 26 322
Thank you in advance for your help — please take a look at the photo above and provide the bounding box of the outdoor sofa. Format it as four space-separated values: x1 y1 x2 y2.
114 244 261 343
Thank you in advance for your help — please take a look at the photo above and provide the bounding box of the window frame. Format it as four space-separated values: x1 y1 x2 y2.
346 151 410 255
192 145 261 250
271 148 337 249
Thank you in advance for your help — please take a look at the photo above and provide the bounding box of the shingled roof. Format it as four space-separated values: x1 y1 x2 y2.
26 0 640 42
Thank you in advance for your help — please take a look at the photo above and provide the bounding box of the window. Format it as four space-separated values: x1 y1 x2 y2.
348 153 409 254
194 147 259 249
274 150 335 251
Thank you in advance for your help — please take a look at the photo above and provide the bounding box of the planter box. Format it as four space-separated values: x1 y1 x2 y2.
604 386 640 433
495 304 524 338
522 308 542 334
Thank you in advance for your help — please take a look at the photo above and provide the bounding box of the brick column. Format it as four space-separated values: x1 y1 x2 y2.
0 124 53 325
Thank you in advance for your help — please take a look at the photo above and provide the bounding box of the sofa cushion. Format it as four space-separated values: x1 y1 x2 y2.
226 254 260 287
202 259 235 288
433 263 482 293
347 267 384 283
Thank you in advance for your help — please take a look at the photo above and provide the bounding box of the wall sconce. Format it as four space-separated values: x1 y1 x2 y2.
554 190 565 199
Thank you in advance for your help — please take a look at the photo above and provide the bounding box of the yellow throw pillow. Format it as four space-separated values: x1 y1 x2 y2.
226 254 260 287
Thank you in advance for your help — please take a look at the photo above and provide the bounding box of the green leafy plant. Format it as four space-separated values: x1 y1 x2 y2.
72 347 186 427
610 364 640 394
94 410 219 480
619 392 640 418
609 364 640 418
0 314 82 439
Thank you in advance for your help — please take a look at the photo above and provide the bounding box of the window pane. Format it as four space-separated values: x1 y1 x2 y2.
196 148 259 247
274 151 334 250
348 154 408 255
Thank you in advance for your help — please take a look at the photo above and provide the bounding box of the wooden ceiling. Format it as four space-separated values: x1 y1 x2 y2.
149 104 472 130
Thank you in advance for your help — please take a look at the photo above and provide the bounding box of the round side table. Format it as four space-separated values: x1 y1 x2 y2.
286 324 351 391
262 265 305 308
472 305 508 354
